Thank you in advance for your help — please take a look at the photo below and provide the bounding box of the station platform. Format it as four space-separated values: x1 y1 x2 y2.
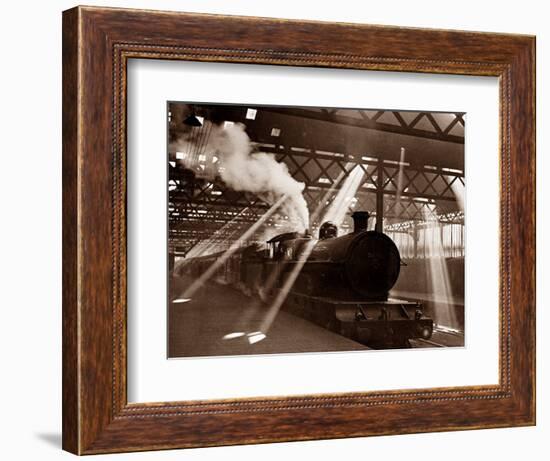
168 275 368 358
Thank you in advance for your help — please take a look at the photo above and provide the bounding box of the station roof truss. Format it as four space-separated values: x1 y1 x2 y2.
168 104 465 256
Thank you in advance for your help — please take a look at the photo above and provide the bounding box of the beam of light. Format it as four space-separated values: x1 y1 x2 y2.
222 332 245 340
247 331 266 344
450 178 465 212
195 222 248 259
258 166 366 333
180 194 288 299
234 263 286 333
258 240 318 333
321 165 365 227
186 207 250 258
421 208 458 330
171 298 192 304
187 211 247 258
393 147 407 217
308 169 348 224
435 324 462 335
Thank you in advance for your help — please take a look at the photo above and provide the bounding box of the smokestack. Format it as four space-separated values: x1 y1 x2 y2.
351 211 370 233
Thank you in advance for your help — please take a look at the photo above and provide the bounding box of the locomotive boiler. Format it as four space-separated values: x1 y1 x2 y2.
270 212 401 301
176 211 433 348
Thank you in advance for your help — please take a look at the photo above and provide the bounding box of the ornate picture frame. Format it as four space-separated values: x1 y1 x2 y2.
62 6 535 454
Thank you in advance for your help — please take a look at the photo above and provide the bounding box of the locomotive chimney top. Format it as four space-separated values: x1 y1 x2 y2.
351 211 370 233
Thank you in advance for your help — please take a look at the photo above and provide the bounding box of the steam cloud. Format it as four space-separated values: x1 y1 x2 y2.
170 122 309 233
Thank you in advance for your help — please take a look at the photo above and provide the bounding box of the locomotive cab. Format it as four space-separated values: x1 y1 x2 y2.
267 231 313 261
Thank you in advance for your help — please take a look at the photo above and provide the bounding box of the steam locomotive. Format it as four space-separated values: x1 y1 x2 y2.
176 211 433 348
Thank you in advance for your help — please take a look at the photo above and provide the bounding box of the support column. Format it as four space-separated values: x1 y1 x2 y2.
168 252 175 274
412 223 418 259
376 158 384 232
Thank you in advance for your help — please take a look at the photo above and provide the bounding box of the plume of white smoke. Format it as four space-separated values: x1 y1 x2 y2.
170 122 309 233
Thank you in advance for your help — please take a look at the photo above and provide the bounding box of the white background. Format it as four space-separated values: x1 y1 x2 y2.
0 1 546 460
128 60 499 402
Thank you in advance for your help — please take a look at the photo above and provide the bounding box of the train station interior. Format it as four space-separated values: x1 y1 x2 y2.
167 102 466 357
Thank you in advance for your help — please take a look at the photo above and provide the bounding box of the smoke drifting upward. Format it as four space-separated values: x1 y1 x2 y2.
170 122 309 233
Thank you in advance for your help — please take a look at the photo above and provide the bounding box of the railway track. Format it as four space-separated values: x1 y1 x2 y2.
410 328 465 348
410 338 446 348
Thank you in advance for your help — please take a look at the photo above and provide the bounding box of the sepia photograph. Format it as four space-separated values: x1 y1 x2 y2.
167 102 466 358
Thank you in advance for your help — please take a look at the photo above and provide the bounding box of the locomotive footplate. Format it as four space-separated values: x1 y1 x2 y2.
282 292 434 349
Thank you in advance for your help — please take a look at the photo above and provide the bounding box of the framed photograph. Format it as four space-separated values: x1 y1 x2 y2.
62 6 535 454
